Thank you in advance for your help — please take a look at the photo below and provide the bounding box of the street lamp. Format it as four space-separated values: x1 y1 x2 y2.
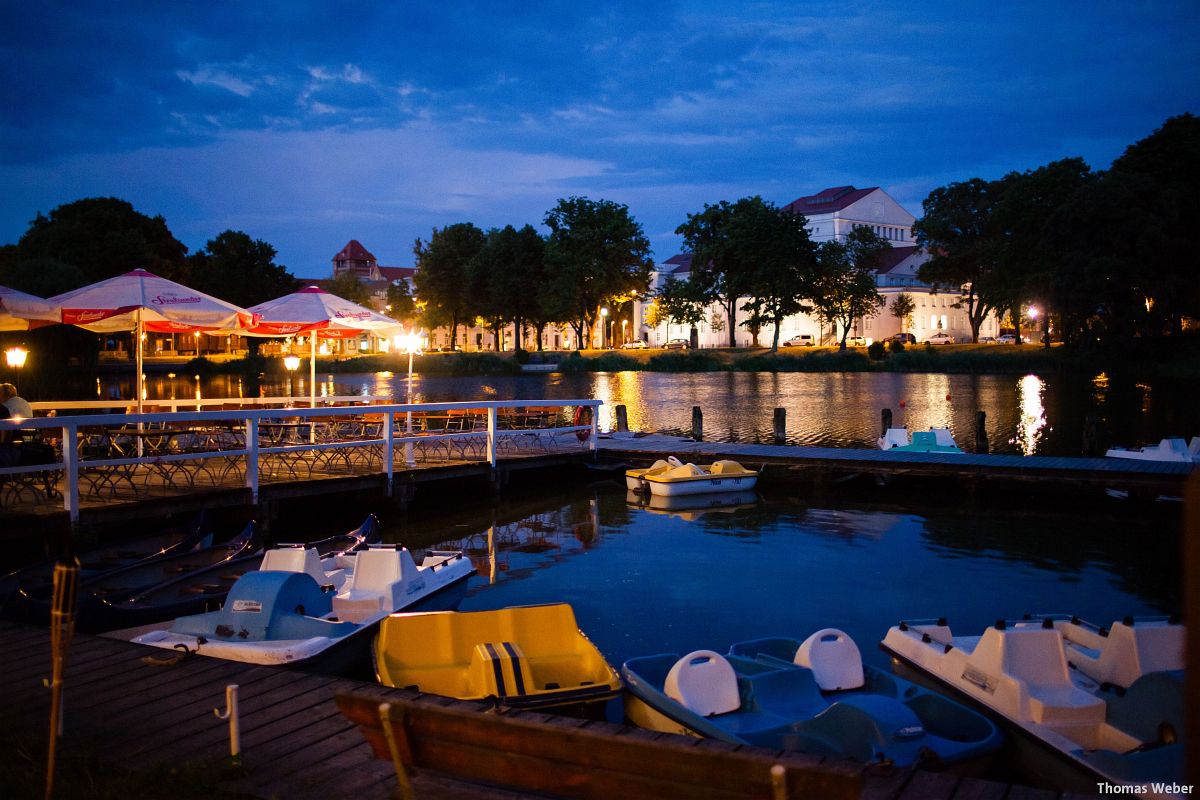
283 355 301 402
600 307 609 349
621 318 628 346
396 330 423 466
5 347 27 399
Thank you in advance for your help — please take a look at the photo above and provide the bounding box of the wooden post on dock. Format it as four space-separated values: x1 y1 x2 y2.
773 408 786 445
881 408 892 436
691 406 703 441
615 404 629 433
974 410 989 454
1082 413 1100 457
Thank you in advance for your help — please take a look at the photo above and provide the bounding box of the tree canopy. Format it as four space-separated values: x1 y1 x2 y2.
810 226 888 350
187 230 297 309
413 223 486 349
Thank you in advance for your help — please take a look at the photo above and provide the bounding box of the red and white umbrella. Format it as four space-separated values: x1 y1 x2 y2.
0 285 60 331
48 269 257 413
246 286 403 407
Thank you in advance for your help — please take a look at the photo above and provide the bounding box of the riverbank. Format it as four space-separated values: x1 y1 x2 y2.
117 336 1200 381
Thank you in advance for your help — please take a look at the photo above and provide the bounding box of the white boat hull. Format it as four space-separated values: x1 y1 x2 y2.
646 474 758 497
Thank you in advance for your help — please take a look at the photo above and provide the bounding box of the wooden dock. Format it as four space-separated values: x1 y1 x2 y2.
597 434 1194 497
2 622 1099 799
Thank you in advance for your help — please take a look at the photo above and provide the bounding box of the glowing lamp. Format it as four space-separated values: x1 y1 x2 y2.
283 355 301 372
5 347 28 369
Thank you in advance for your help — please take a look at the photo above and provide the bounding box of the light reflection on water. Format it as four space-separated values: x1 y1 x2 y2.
393 484 1178 673
106 369 1192 456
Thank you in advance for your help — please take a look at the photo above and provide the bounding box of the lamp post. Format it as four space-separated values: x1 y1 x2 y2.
397 330 423 466
5 347 27 398
283 355 301 403
599 307 609 349
621 318 627 346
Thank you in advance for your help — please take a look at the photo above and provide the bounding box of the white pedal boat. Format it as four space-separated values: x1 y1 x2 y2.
1105 437 1199 463
881 615 1186 795
878 427 963 453
132 543 474 672
633 459 759 497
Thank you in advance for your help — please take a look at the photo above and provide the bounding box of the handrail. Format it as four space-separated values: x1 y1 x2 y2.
0 399 603 523
29 395 391 412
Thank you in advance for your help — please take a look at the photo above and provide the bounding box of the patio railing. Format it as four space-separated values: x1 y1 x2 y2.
1 399 602 523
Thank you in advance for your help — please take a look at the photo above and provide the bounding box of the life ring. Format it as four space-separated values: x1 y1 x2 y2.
574 406 593 441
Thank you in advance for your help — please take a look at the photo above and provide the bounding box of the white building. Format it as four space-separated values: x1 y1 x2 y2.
636 186 1001 347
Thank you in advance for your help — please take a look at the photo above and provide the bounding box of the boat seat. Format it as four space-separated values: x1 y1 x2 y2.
466 641 537 698
880 428 908 449
260 547 329 587
665 650 741 717
931 428 956 448
1066 620 1185 689
794 629 865 691
1188 437 1200 457
664 464 706 479
710 460 747 475
971 626 1104 724
911 431 937 448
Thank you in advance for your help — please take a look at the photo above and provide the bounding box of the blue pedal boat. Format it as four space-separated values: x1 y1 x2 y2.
622 628 1001 768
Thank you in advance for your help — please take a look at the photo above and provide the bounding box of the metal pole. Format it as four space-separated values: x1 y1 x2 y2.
384 411 394 494
246 417 259 505
309 336 317 409
405 349 414 467
213 684 241 764
487 406 497 467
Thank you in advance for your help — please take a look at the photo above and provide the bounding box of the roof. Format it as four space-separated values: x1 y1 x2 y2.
783 186 878 215
332 239 377 263
873 246 921 274
379 266 415 282
660 253 692 274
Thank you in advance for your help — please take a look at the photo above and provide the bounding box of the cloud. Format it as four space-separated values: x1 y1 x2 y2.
176 66 255 97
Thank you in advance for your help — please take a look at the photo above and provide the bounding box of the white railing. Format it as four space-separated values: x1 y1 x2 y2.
1 399 602 523
29 395 392 414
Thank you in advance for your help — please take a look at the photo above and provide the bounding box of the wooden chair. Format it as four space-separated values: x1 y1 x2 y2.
336 692 862 800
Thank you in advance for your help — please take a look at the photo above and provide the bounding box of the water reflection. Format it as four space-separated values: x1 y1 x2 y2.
1013 374 1047 456
100 369 1192 456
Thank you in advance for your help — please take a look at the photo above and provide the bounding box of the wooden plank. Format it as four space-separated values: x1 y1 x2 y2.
949 776 1008 800
1003 786 1059 800
859 767 915 800
896 770 959 800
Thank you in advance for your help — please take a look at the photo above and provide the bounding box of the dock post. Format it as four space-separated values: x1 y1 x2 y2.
881 408 892 436
773 408 786 444
974 410 989 454
615 404 628 433
691 406 703 441
1082 413 1100 456
213 684 241 765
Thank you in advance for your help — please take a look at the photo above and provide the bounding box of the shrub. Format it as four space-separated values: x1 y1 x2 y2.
888 339 906 354
646 351 723 372
867 341 887 361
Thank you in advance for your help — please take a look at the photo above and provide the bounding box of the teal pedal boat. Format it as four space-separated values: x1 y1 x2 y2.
622 628 1001 768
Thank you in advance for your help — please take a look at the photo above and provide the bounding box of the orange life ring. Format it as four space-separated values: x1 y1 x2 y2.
573 406 593 441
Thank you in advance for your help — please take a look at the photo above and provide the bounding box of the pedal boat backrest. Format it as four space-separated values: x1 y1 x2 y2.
260 546 335 588
1064 619 1185 689
710 460 750 476
332 545 420 623
911 431 937 448
968 624 1104 724
665 650 740 717
931 428 957 448
663 463 706 479
794 629 865 691
880 428 908 449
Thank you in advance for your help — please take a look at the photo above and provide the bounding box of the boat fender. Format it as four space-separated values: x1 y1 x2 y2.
573 407 593 441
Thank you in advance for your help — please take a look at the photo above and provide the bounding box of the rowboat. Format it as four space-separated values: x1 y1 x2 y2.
130 541 473 674
101 516 381 632
622 629 1002 768
636 460 759 498
374 603 621 712
878 427 963 453
881 615 1186 793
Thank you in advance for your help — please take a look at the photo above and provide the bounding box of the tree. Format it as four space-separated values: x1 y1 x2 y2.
325 270 373 306
810 226 888 350
543 197 652 349
413 223 486 350
385 279 417 325
14 197 188 286
732 201 819 352
471 225 547 351
913 179 1000 343
676 200 750 347
187 230 297 309
654 276 707 341
890 293 915 332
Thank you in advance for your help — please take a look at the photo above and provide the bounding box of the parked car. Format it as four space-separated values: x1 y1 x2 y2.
782 334 815 347
845 336 868 347
979 336 997 344
891 332 917 344
996 334 1020 344
663 339 690 350
620 340 648 350
924 332 956 345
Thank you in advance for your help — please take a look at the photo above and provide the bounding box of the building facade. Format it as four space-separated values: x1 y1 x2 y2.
635 186 1000 347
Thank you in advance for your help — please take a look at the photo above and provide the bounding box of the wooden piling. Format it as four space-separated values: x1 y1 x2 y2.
881 408 892 437
773 408 787 445
691 406 703 441
615 405 629 433
974 410 989 454
1082 413 1100 457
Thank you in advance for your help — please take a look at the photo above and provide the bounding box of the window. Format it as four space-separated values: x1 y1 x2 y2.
930 314 937 329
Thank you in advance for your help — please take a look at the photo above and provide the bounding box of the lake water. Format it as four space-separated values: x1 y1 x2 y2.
385 482 1180 680
114 369 1196 456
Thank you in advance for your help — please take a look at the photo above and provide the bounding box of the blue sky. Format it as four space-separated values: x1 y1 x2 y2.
2 1 1198 276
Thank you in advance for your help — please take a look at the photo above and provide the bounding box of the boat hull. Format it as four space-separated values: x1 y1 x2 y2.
646 474 758 497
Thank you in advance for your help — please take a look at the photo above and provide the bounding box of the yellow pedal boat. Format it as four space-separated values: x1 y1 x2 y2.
373 603 621 711
639 459 759 497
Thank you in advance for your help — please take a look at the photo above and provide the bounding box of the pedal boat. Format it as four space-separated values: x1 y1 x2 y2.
625 456 682 491
621 629 1000 767
638 460 759 498
878 427 963 453
626 488 759 521
880 615 1186 793
1105 437 1199 463
374 603 621 712
132 542 473 673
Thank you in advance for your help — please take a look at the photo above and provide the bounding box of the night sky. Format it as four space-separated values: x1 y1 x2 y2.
3 1 1198 276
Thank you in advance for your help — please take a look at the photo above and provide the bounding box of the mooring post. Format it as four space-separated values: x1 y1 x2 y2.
213 684 241 765
615 404 629 433
773 408 786 445
691 406 703 441
974 410 989 454
881 408 893 437
1082 413 1100 457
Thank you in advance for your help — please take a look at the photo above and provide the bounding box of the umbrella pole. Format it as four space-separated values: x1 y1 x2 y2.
44 559 80 800
310 335 317 409
136 311 144 456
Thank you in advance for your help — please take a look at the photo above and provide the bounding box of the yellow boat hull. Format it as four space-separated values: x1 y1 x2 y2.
374 603 621 710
